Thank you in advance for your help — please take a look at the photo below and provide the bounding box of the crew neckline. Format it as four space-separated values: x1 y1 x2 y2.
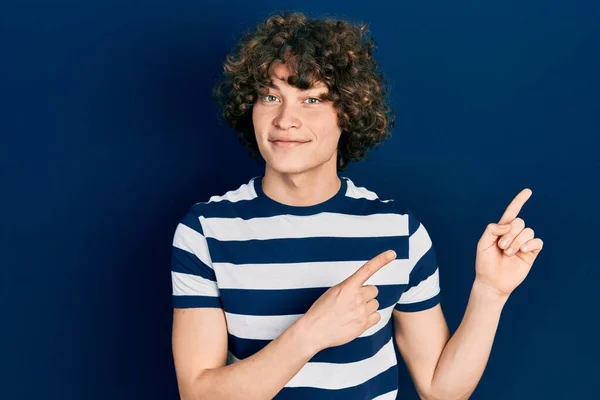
252 174 349 214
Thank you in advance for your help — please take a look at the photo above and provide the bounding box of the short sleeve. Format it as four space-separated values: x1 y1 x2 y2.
170 207 222 309
395 210 441 312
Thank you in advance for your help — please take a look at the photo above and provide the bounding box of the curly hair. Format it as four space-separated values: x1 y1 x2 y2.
212 11 395 171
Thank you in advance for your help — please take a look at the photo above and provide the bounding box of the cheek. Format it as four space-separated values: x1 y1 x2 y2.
252 108 268 137
251 107 260 129
312 110 341 143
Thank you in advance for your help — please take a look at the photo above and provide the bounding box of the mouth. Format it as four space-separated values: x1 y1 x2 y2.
269 139 311 148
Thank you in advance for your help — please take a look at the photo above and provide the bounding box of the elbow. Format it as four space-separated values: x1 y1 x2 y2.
422 395 468 400
178 384 200 400
423 375 475 400
179 370 209 400
421 388 472 400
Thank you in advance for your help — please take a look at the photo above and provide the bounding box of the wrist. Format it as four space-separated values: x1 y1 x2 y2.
472 279 510 306
289 316 323 359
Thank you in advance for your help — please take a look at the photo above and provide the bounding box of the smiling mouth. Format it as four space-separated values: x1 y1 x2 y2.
270 140 310 147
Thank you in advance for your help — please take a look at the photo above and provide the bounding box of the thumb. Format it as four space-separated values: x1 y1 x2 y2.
478 223 511 250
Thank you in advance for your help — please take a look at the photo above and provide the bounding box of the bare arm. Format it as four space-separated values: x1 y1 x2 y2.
393 280 507 400
394 190 543 399
172 307 317 400
173 250 397 400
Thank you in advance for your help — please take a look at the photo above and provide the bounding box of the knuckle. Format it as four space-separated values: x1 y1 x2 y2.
355 296 363 307
361 318 370 329
365 265 375 277
358 306 368 321
360 263 371 275
330 285 343 296
372 312 381 324
364 284 377 296
514 217 525 228
499 235 511 246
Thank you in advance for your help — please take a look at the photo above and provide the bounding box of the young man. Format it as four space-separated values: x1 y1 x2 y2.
170 12 544 400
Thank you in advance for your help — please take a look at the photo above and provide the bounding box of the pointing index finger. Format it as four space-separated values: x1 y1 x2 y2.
348 250 396 287
498 188 532 225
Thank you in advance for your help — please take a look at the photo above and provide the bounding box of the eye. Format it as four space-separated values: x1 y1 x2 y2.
261 95 279 102
304 97 321 104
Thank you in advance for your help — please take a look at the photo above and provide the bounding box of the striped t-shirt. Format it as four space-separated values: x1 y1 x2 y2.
171 175 441 400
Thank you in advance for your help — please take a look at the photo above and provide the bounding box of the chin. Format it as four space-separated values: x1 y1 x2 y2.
267 161 313 175
260 153 313 173
259 146 337 175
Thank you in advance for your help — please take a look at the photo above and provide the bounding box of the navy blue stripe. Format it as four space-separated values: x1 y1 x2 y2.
273 364 398 400
207 236 409 264
220 284 406 316
172 295 222 308
407 208 421 236
394 293 440 312
171 247 216 281
406 208 438 290
229 318 394 364
406 244 437 291
180 209 204 232
193 191 406 220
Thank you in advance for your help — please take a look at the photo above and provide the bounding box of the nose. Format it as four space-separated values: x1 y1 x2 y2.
273 102 301 130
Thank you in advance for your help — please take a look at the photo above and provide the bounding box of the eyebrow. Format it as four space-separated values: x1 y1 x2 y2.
266 80 282 90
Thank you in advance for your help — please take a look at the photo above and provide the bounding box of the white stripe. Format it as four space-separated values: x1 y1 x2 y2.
171 271 219 297
204 180 257 203
172 223 213 268
201 212 409 241
225 312 303 340
372 390 398 400
227 339 397 390
345 179 395 203
286 338 397 389
225 304 395 341
409 222 433 262
345 179 380 200
361 304 395 337
398 268 440 304
214 259 412 290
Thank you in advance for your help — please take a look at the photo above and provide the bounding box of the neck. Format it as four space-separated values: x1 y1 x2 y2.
261 165 341 207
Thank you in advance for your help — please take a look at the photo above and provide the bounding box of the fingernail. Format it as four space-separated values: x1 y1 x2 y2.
388 250 396 259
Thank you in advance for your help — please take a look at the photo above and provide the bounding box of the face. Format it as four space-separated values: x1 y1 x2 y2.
252 63 342 175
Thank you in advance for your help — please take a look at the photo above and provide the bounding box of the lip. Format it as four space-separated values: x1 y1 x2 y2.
270 139 310 148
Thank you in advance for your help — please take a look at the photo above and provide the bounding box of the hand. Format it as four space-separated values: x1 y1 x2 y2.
300 249 397 353
475 188 544 298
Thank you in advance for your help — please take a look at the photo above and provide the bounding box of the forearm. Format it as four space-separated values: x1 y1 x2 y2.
429 280 508 400
190 318 317 400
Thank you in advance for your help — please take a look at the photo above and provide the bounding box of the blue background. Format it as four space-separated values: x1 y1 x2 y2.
2 0 599 398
